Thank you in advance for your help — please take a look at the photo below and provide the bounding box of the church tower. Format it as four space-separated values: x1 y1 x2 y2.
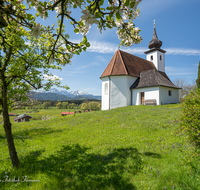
144 22 166 73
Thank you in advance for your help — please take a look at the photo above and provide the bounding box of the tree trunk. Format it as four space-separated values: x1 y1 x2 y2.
2 83 20 168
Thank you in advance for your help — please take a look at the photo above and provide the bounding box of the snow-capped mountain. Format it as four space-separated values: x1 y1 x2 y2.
43 88 92 97
32 88 101 100
44 88 64 95
69 90 89 96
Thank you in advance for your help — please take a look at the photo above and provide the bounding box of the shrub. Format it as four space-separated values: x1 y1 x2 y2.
31 115 43 120
181 89 200 147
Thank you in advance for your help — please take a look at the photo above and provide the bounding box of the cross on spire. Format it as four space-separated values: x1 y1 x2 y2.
153 20 156 27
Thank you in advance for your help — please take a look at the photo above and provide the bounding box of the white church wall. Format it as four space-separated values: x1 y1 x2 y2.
126 76 137 106
159 87 179 104
132 87 160 105
109 76 136 109
146 51 158 69
146 50 165 72
110 76 127 109
157 51 165 72
101 77 110 110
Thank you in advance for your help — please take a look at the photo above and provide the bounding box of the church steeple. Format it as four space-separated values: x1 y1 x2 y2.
148 24 163 49
144 21 166 73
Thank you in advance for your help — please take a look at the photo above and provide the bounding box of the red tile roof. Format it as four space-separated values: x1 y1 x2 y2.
61 112 74 115
100 50 156 78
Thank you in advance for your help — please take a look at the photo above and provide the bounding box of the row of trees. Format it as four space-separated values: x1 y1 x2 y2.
56 101 76 109
173 78 197 102
12 100 101 110
55 101 101 111
80 101 101 111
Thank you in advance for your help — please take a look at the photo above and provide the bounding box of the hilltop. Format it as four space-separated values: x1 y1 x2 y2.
0 104 199 190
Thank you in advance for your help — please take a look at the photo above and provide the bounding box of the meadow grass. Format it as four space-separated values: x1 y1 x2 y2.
0 104 199 189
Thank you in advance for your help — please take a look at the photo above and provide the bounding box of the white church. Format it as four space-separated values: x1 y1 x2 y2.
100 26 180 110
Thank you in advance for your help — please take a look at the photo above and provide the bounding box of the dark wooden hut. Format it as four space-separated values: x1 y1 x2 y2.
13 114 32 123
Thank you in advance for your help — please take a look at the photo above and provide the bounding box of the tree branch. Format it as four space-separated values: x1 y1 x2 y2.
2 46 12 74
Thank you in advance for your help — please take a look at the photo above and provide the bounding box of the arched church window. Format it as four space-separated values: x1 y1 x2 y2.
151 55 153 61
160 55 162 60
105 83 108 94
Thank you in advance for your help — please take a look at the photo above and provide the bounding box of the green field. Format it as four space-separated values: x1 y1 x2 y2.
0 104 199 190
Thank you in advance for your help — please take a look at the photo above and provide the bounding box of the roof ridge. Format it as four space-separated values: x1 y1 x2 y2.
155 70 160 85
110 50 118 75
120 49 156 65
118 50 128 75
156 71 180 88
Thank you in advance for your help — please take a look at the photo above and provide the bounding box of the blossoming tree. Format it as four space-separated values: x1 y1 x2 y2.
0 0 142 168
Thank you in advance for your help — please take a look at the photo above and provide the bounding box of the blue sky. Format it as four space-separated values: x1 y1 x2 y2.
37 0 200 95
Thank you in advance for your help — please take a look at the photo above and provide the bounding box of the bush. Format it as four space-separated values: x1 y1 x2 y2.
31 115 43 120
181 89 200 147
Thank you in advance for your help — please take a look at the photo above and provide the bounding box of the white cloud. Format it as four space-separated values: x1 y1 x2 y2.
91 62 100 66
122 47 148 55
89 41 200 56
167 72 197 76
165 66 174 71
76 65 89 70
72 39 200 56
43 74 62 80
95 55 108 63
165 48 200 56
87 41 147 55
88 41 118 54
76 62 100 70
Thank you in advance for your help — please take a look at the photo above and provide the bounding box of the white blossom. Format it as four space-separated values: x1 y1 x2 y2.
55 7 61 14
79 20 91 35
134 27 139 32
127 23 133 28
30 23 41 38
115 19 124 27
81 9 99 26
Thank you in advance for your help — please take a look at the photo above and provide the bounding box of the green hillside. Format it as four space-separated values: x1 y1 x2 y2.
0 104 199 190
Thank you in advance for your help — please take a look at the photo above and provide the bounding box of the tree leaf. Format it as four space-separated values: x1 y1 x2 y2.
74 28 79 33
27 14 33 21
37 6 43 13
124 0 130 7
116 12 121 21
83 36 87 43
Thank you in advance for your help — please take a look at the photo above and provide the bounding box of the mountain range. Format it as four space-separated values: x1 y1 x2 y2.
31 88 101 101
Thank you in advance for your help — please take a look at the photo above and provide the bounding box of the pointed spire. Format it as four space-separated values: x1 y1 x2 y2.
148 21 162 49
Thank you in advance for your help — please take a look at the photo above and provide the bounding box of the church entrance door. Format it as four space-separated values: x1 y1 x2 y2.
141 92 144 105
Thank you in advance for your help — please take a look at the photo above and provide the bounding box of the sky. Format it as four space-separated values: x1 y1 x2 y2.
36 0 200 95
